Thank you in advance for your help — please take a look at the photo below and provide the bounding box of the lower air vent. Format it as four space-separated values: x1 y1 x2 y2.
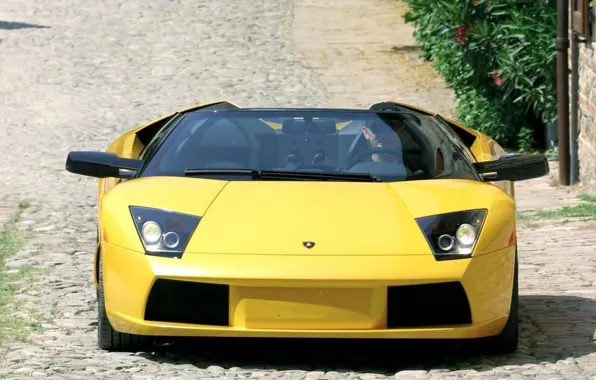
144 279 229 326
387 281 472 328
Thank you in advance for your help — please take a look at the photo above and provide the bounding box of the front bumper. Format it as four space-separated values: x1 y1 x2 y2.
101 242 515 339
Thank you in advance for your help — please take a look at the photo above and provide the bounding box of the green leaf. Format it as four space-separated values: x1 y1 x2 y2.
400 0 556 149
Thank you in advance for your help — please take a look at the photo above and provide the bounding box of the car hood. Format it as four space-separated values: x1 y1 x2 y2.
103 176 511 256
186 179 429 256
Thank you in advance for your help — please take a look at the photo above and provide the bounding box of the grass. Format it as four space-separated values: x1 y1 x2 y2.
518 194 596 223
0 374 22 380
544 147 559 161
0 200 42 343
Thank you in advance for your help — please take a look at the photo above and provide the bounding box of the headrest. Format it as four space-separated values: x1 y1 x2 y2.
365 118 407 134
369 101 408 112
201 120 247 146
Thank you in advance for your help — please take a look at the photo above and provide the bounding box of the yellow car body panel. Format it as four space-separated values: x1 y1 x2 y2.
102 241 513 339
101 177 515 258
85 100 528 343
97 175 516 339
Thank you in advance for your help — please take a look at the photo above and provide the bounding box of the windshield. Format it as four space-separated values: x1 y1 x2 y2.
138 109 480 182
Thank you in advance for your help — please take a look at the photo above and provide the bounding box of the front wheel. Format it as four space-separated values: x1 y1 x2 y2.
97 252 151 351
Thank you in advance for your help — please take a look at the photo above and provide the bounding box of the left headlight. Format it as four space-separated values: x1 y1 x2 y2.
415 209 487 260
129 206 201 258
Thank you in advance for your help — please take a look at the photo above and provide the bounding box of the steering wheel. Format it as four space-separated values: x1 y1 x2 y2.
346 147 405 169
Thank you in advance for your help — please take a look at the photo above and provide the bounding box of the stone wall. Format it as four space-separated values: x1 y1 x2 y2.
573 3 596 189
578 40 596 188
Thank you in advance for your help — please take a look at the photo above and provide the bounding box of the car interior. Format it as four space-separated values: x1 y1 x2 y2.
156 113 449 181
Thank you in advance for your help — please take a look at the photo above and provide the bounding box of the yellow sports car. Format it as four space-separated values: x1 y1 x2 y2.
65 100 549 354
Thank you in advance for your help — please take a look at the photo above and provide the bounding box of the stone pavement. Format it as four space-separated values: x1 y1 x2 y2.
0 0 595 379
292 0 457 116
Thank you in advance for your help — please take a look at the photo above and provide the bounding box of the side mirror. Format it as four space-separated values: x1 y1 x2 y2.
474 153 549 182
65 151 143 179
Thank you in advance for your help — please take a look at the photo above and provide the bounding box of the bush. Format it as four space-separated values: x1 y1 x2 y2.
402 0 557 150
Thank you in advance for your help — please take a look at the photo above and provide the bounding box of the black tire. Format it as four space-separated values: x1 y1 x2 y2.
469 248 519 355
97 252 151 351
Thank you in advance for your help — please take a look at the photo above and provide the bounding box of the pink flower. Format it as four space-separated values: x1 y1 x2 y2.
491 70 504 86
455 25 467 46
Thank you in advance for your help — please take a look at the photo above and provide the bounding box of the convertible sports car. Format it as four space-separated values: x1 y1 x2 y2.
65 100 549 354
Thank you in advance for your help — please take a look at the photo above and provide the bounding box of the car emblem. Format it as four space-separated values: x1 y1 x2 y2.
303 241 315 249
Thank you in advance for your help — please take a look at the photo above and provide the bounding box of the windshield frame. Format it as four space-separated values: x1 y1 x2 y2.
134 108 483 183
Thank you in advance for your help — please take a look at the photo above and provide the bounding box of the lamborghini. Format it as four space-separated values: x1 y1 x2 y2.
65 100 549 354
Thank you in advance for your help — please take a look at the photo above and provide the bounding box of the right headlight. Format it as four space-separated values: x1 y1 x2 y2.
415 209 487 260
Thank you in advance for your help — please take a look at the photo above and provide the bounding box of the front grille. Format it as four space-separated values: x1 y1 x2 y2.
386 281 472 328
144 279 229 326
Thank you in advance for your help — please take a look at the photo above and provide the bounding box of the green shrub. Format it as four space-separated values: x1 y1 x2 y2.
402 0 557 149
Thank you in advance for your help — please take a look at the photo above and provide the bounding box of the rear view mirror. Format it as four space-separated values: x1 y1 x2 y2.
474 153 549 182
65 151 143 179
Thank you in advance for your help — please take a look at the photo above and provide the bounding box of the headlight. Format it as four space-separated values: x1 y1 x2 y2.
415 209 487 260
141 221 162 244
129 206 201 258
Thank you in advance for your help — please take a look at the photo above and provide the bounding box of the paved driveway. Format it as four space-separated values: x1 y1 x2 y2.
0 0 595 378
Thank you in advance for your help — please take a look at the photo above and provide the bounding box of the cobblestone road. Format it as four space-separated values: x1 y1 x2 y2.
1 0 595 379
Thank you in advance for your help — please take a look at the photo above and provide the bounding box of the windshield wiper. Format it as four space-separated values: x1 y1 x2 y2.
183 168 382 182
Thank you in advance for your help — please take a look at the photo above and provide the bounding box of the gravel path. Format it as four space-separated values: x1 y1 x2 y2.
1 0 595 379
